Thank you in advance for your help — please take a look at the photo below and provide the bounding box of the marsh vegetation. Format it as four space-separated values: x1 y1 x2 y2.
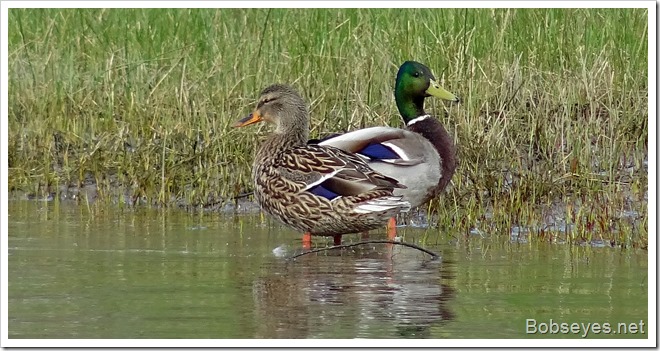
8 8 648 247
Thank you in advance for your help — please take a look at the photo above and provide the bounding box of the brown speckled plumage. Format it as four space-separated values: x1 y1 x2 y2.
235 84 410 237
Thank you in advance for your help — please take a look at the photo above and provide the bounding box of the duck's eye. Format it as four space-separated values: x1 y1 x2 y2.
413 72 420 78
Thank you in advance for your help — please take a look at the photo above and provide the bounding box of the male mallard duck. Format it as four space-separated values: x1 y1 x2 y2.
234 84 411 247
317 61 459 233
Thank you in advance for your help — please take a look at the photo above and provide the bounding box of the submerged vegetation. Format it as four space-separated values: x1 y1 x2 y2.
8 8 648 247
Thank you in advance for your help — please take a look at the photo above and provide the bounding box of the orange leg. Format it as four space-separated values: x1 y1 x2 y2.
333 235 342 246
387 217 397 240
302 232 312 250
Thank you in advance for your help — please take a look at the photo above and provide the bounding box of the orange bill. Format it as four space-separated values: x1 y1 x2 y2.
233 112 263 128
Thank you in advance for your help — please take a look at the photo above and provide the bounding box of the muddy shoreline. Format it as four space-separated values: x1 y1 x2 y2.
9 178 647 250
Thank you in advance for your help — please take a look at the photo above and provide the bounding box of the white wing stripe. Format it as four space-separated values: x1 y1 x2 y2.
302 168 342 191
352 197 411 214
381 141 410 161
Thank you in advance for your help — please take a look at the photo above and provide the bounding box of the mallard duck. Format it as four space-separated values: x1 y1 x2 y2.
234 84 411 247
317 61 459 233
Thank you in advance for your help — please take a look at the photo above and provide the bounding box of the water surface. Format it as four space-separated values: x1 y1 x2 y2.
8 200 648 339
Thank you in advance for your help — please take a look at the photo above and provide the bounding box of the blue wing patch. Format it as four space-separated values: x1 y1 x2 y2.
308 184 341 200
360 143 400 160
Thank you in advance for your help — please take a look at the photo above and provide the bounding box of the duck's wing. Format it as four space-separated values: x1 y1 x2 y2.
317 126 434 166
273 144 406 202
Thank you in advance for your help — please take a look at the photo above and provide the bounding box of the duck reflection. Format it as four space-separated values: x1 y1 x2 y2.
252 244 456 338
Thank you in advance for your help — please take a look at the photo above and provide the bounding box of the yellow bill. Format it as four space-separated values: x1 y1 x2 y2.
426 79 460 102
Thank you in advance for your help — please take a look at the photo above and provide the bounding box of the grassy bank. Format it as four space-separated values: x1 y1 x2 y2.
8 8 648 247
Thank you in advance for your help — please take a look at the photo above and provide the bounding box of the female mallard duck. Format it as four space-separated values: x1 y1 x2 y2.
317 61 459 233
234 84 411 247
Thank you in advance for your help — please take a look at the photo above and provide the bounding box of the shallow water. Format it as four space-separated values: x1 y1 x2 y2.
8 200 648 339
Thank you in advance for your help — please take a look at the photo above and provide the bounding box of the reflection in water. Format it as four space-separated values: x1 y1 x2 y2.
252 246 456 339
8 201 647 339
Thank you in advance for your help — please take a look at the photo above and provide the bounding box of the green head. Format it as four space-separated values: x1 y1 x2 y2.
394 61 459 122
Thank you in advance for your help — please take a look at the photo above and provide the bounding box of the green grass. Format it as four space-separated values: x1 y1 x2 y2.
8 8 648 247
